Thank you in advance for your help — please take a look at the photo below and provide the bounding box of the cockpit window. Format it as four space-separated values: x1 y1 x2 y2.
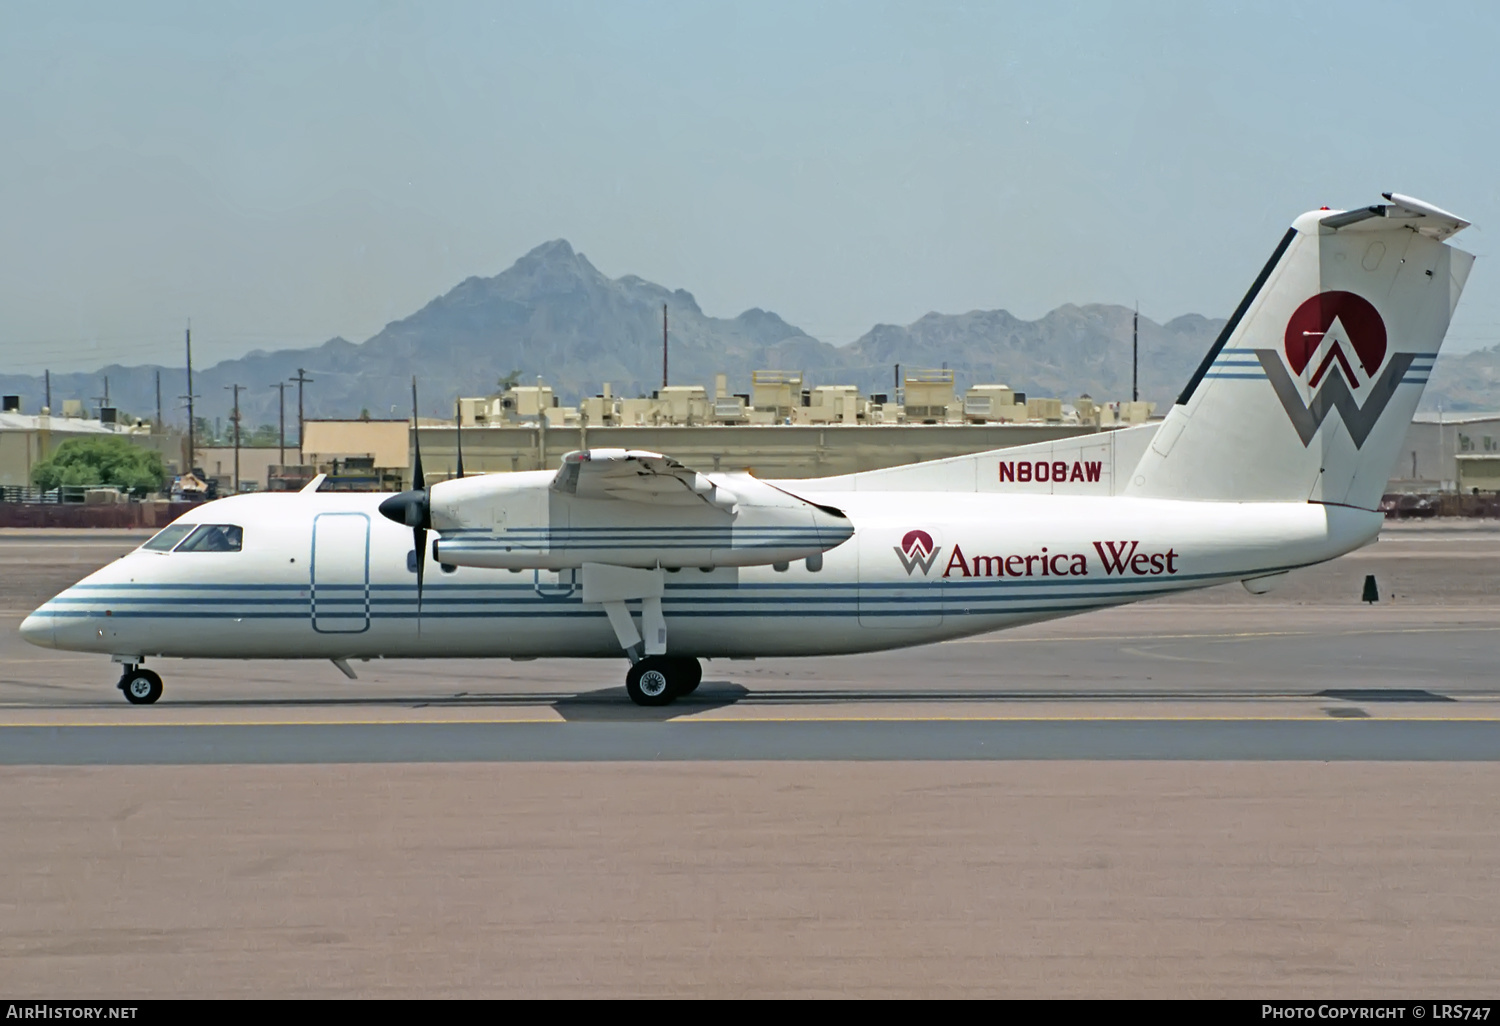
175 524 243 552
142 524 196 551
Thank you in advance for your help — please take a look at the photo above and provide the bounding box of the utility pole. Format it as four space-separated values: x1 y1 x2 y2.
1132 305 1139 403
290 368 313 464
662 304 669 389
225 384 242 493
103 375 109 408
155 370 162 431
272 382 288 466
44 370 50 413
181 323 197 476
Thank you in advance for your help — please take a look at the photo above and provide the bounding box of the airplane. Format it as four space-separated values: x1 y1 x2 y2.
19 194 1475 707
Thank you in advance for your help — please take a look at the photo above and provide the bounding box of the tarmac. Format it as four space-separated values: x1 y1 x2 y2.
2 522 1498 996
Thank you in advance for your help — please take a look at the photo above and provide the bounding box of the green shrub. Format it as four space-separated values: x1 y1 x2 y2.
31 437 166 496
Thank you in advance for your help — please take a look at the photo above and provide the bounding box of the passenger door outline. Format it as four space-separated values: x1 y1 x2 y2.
310 512 371 633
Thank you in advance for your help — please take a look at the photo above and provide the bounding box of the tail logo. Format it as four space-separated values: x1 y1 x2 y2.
1257 291 1415 448
1284 291 1386 387
894 530 940 576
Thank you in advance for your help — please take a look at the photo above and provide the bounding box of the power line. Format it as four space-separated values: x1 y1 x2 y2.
272 382 288 466
290 368 313 464
225 383 243 493
180 323 198 476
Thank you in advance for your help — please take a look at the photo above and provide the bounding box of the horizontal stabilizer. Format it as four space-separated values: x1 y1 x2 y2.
1319 193 1470 242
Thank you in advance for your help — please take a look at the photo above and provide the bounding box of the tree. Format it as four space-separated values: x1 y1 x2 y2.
248 424 279 446
31 437 167 497
497 369 522 392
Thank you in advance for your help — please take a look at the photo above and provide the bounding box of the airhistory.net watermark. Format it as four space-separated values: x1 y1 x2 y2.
5 1007 138 1020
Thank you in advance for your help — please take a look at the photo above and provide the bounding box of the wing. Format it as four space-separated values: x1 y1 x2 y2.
429 448 852 571
550 449 737 510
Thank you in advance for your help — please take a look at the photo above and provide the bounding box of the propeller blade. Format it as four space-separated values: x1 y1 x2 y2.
410 376 425 492
413 525 426 628
455 397 465 479
400 376 429 631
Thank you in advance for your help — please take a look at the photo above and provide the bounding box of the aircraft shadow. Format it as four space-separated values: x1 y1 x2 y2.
552 682 750 722
1315 688 1455 703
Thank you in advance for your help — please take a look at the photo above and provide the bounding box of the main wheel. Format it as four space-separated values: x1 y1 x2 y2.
672 658 703 697
626 657 676 707
120 668 163 705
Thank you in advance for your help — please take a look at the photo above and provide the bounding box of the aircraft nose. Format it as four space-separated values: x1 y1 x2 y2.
19 610 56 649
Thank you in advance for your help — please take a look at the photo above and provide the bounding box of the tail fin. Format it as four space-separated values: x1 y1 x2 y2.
1126 194 1474 508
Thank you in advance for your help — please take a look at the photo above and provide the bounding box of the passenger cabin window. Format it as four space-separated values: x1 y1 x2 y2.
175 524 243 552
142 524 195 551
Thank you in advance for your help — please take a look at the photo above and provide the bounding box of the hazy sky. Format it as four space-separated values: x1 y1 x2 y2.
3 1 1498 374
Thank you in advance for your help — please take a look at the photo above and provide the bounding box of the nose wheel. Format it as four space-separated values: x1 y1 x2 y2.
118 667 163 705
625 656 702 706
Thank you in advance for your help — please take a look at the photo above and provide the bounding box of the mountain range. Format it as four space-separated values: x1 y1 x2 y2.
2 240 1495 430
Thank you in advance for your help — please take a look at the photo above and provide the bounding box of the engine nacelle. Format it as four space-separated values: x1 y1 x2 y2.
426 456 852 571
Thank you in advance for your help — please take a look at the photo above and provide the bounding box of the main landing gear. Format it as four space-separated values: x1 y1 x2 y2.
581 563 702 707
625 656 702 707
117 664 163 705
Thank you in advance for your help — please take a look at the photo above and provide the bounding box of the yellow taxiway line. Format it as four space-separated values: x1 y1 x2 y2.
956 624 1500 644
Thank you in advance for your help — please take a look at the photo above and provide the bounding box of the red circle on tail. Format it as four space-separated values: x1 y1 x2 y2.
1284 291 1387 380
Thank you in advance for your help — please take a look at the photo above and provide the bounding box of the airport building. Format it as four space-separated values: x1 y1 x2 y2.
312 368 1159 487
408 422 1097 483
196 446 282 495
1385 412 1500 493
456 368 1158 432
5 379 1498 501
293 418 410 492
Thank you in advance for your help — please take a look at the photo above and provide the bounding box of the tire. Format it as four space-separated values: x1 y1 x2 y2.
121 669 163 705
673 658 703 697
626 657 676 707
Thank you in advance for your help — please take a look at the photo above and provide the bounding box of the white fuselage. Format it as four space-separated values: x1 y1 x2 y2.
22 488 1380 662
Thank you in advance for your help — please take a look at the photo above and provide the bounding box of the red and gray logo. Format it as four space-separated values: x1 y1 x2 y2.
1256 291 1416 448
894 529 940 575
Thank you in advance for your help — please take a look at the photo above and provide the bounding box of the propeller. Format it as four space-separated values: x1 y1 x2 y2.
378 377 430 626
455 395 464 479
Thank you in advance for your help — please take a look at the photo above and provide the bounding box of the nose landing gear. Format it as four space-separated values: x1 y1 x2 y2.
624 656 702 707
118 666 163 705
